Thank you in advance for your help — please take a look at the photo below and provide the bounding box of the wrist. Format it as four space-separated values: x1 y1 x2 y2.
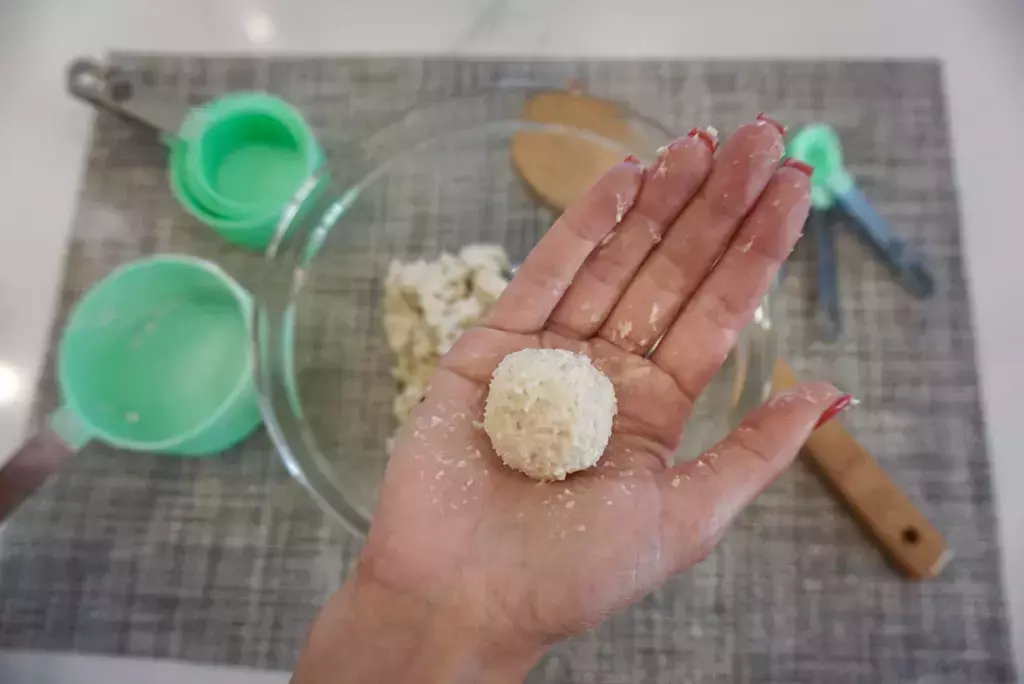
294 569 545 684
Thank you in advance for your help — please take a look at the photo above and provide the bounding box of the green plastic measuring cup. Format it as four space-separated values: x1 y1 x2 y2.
176 92 322 219
0 256 261 522
67 58 323 250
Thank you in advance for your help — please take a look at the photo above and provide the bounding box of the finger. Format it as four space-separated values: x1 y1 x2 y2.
599 118 786 354
652 162 811 402
546 133 715 339
484 158 643 333
657 381 845 571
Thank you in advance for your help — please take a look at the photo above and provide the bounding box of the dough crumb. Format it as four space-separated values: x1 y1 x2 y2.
615 193 629 223
483 349 617 481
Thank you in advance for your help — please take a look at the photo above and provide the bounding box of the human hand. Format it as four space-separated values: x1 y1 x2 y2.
294 117 846 683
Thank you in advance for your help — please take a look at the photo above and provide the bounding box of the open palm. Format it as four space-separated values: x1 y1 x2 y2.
302 119 842 676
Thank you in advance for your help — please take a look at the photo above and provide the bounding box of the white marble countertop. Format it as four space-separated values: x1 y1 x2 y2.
1 0 1021 680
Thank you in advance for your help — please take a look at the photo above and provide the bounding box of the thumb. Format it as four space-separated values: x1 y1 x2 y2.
657 382 849 572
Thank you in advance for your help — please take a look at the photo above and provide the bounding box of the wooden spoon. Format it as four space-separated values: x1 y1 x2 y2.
510 91 950 579
512 91 652 210
771 359 950 578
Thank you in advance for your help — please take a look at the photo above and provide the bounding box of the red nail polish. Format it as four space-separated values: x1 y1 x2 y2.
624 154 641 165
687 128 718 153
782 157 814 177
815 394 854 428
757 112 787 135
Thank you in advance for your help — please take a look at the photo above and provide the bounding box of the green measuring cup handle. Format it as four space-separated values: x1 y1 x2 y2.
0 407 92 523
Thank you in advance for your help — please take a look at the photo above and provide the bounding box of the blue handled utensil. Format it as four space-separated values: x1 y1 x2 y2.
787 124 936 341
808 209 842 342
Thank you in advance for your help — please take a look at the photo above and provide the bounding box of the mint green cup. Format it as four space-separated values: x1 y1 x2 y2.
168 93 324 250
67 60 323 252
168 156 289 251
176 93 322 220
0 256 261 521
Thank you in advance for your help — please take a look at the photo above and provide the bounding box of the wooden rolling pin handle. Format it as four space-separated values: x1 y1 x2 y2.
773 359 951 580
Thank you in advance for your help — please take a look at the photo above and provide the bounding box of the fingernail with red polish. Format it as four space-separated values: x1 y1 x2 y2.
665 138 686 152
815 394 855 428
624 154 642 165
757 112 787 135
782 157 814 177
687 128 718 153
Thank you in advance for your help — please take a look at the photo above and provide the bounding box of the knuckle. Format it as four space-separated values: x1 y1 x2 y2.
702 184 753 220
560 206 603 242
697 289 747 336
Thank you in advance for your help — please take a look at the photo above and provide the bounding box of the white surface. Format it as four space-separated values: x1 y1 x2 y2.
1 0 1021 680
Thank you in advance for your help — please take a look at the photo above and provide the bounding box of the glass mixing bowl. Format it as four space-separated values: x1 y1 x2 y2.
255 89 778 535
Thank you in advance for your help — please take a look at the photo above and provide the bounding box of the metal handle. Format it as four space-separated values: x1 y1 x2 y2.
0 428 78 523
67 57 190 137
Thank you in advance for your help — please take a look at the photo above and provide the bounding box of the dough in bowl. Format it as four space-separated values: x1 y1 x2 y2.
484 349 617 481
383 245 509 424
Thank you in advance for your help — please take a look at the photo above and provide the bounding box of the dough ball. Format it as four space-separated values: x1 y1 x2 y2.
484 349 617 481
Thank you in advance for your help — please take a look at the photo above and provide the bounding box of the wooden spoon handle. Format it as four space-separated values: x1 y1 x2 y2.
773 359 951 579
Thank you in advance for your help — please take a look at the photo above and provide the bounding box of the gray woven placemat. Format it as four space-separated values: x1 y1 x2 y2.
0 56 1015 682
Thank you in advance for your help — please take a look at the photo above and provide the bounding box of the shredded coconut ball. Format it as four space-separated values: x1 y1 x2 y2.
484 349 617 481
